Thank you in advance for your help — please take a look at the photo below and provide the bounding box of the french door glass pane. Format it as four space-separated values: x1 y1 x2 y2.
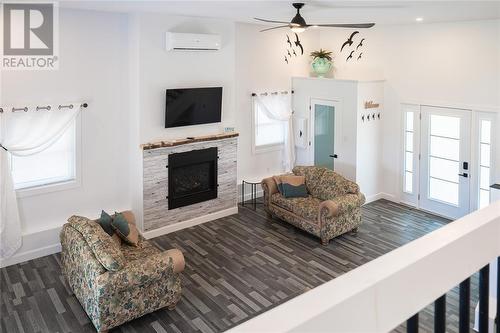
429 177 459 205
405 152 413 172
480 120 491 144
405 132 413 151
430 136 459 161
480 143 490 167
429 157 459 183
480 166 490 189
479 189 490 208
430 115 460 139
406 112 414 131
314 104 335 170
405 171 413 193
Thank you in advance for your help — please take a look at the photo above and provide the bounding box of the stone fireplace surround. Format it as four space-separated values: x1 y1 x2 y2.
142 133 238 236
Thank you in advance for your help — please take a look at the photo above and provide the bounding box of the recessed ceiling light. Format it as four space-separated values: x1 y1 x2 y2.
416 17 424 22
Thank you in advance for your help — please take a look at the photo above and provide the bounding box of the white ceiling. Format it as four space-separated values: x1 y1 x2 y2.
56 1 500 25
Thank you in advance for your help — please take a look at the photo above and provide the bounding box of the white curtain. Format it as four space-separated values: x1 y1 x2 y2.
255 93 295 171
0 104 81 259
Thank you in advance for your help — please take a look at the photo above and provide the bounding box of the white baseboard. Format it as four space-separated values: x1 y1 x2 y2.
142 206 239 239
0 240 61 268
237 183 263 203
1 205 240 268
365 192 398 204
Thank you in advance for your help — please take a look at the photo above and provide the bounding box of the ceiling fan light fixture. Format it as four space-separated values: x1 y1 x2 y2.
291 25 306 33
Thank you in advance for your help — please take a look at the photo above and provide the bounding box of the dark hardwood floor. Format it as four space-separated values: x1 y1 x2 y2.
1 200 475 333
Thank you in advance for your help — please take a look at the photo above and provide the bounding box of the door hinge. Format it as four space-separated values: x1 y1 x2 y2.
418 194 420 200
309 105 311 110
418 154 421 160
309 141 311 146
419 113 422 120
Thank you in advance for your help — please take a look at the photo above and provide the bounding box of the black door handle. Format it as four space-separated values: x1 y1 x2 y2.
458 173 468 178
329 154 338 158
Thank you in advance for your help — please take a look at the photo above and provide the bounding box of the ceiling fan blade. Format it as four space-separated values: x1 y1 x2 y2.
254 17 291 24
306 1 405 9
259 25 290 32
313 23 375 28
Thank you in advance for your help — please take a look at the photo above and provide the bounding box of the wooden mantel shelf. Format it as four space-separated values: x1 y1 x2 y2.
141 132 239 150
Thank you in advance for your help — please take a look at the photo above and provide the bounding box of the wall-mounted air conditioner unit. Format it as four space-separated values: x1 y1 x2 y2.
165 32 221 51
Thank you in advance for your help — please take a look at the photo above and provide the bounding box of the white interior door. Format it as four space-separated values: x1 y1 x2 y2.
309 99 342 171
419 106 471 219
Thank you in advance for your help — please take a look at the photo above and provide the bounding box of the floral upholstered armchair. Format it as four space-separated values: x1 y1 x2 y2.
262 166 366 245
60 214 184 332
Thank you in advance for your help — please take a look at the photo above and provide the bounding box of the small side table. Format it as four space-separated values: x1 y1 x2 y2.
241 179 263 208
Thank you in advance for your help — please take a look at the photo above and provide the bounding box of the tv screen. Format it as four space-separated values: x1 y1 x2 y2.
165 87 222 128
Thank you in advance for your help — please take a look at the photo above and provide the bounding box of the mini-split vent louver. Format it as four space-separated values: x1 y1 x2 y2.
165 32 221 51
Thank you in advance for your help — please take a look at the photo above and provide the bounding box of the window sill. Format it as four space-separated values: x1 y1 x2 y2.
253 144 283 155
15 179 81 198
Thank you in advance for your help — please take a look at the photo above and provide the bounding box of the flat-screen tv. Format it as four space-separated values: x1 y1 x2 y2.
165 87 222 128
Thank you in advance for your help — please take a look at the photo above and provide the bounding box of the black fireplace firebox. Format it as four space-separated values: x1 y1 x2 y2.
168 147 218 210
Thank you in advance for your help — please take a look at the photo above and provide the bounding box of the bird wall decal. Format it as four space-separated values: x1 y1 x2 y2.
294 33 304 55
287 49 291 57
341 31 359 52
357 52 363 60
286 35 292 48
356 38 365 50
346 50 354 62
285 56 289 64
293 49 297 57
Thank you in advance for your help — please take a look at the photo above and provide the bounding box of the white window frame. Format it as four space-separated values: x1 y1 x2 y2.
251 98 284 154
400 104 421 207
13 112 82 198
471 111 496 210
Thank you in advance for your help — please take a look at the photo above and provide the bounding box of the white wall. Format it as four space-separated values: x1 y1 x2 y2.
320 19 500 198
1 9 131 265
292 77 359 182
356 81 384 201
134 13 236 144
235 23 319 182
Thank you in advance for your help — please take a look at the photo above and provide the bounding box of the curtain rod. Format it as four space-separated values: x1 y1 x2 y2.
0 102 88 113
251 90 294 97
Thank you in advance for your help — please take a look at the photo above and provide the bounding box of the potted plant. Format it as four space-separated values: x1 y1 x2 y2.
310 49 333 78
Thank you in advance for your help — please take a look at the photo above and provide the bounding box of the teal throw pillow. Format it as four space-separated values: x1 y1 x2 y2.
111 212 139 246
111 212 130 235
96 210 114 236
282 183 308 198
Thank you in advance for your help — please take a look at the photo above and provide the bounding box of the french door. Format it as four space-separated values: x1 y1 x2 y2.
402 104 496 219
419 106 471 219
